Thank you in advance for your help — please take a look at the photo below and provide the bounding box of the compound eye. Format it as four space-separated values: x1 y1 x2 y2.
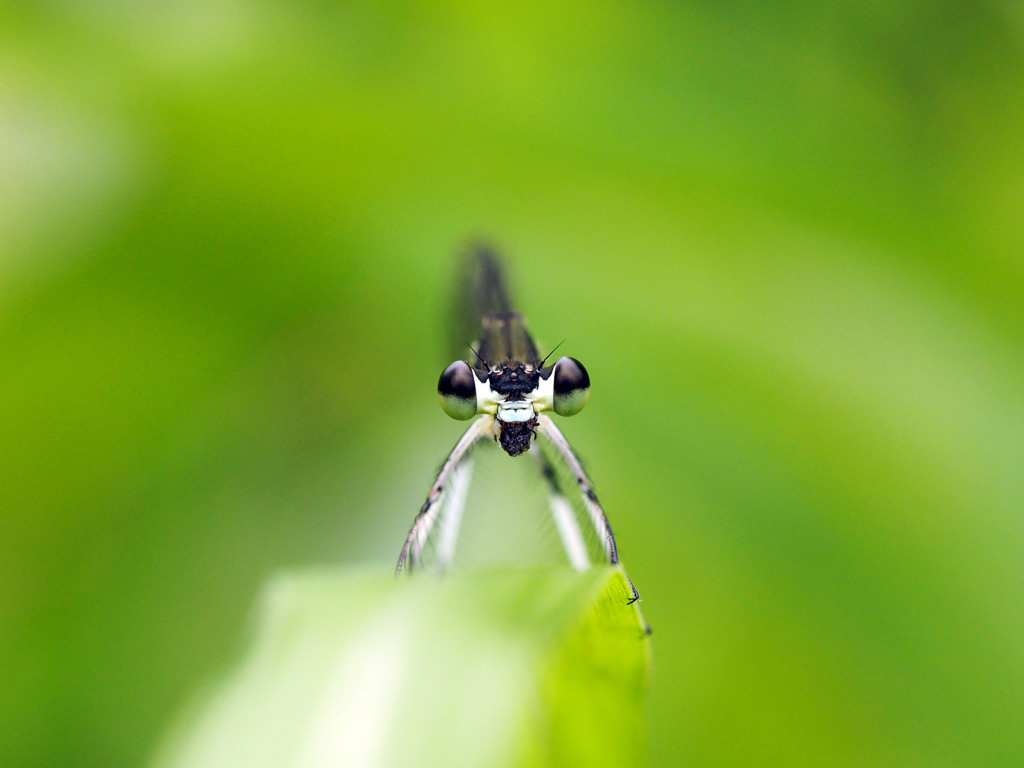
553 356 590 416
438 361 478 420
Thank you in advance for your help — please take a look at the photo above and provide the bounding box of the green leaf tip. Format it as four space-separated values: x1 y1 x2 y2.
150 565 651 768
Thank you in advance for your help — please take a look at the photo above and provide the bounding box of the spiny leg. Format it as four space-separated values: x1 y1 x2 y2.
536 414 641 604
535 414 619 563
533 448 590 572
433 456 474 572
397 415 491 574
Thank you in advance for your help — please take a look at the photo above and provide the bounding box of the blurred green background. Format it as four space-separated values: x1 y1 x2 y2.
3 2 1024 767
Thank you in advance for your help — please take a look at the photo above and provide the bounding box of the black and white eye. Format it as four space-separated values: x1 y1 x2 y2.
552 356 590 416
437 361 478 420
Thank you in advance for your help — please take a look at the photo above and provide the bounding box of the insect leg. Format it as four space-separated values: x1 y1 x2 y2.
536 414 640 604
533 448 591 571
396 415 491 574
433 456 474 571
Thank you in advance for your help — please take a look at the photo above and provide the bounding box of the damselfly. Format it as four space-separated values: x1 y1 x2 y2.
396 246 640 604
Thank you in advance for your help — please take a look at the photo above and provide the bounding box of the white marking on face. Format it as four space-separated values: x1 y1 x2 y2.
497 400 535 423
529 373 555 413
474 375 500 414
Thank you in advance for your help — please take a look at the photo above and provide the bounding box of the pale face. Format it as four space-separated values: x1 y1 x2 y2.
437 356 590 457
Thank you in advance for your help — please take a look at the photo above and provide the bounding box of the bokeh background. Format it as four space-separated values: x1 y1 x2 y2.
3 2 1024 767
